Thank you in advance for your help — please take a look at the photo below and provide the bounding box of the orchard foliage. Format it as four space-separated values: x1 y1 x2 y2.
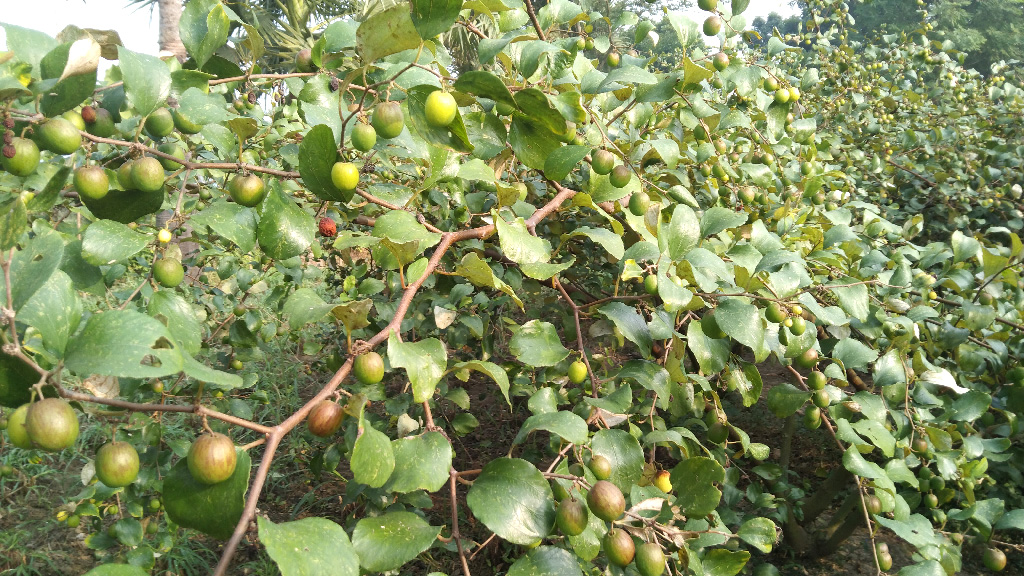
1 0 1024 575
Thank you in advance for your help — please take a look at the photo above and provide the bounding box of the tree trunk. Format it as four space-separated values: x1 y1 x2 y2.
158 0 187 61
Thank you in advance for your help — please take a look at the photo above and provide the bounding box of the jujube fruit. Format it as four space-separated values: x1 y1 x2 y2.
131 157 165 193
172 109 203 134
589 454 612 480
587 480 625 521
25 398 79 452
609 164 631 188
351 123 377 152
145 108 175 139
84 107 115 138
424 91 458 128
354 351 385 385
228 174 266 207
94 441 140 488
603 528 635 566
74 166 110 200
555 498 588 536
568 360 588 384
307 400 345 437
628 191 650 216
372 101 405 139
153 258 185 288
635 542 667 576
591 149 615 175
1 138 40 177
983 547 1006 572
187 433 237 485
295 48 314 72
36 117 82 154
6 404 32 449
331 162 360 191
157 142 186 170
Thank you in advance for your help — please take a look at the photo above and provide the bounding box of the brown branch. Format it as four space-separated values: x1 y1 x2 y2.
450 468 472 576
354 188 443 233
522 0 547 40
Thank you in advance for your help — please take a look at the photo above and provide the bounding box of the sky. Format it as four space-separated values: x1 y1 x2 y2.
0 0 799 56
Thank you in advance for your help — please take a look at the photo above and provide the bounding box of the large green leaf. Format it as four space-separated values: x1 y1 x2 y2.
670 457 724 517
258 517 359 576
687 320 729 374
39 40 98 117
714 298 764 352
0 351 39 408
298 124 346 202
466 458 555 545
80 186 165 224
509 320 570 367
702 549 750 576
411 0 463 40
590 428 644 492
385 431 452 493
388 332 447 403
257 185 315 260
662 204 700 260
64 310 184 379
164 449 250 540
737 517 776 553
453 253 523 308
351 413 395 488
450 360 512 407
148 290 202 356
81 220 149 266
356 5 422 64
20 270 82 356
179 0 230 69
8 228 64 312
508 546 584 576
599 301 652 358
189 199 257 253
117 47 171 116
766 383 811 418
452 70 516 107
352 512 440 571
543 145 590 181
513 411 588 445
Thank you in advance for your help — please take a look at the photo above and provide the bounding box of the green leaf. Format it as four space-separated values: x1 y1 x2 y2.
450 360 511 407
662 204 700 260
508 546 584 576
80 186 165 224
388 332 447 402
65 310 184 379
508 115 562 170
148 291 202 356
258 517 359 576
38 41 98 117
453 70 516 108
180 0 230 69
0 351 40 408
737 517 776 553
454 253 523 309
298 124 346 202
735 361 763 408
569 227 624 260
164 449 250 540
385 431 452 493
3 24 58 71
766 383 811 418
0 199 26 252
181 355 243 390
509 320 570 367
83 566 149 576
117 47 171 117
257 185 315 260
842 446 885 479
189 199 257 253
687 320 729 375
494 214 573 280
81 220 149 266
829 278 870 322
372 210 442 254
352 511 440 572
457 158 496 181
351 413 395 488
832 339 878 372
873 350 907 389
356 5 421 64
670 457 725 517
543 145 589 181
599 301 652 358
8 228 63 312
701 207 747 238
411 0 463 40
513 411 588 445
702 549 750 576
283 288 339 329
407 85 473 152
591 428 644 492
466 458 554 545
715 298 764 352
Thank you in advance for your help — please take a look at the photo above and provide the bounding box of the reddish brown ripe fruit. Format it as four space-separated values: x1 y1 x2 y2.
307 401 345 437
319 217 337 237
81 106 97 124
